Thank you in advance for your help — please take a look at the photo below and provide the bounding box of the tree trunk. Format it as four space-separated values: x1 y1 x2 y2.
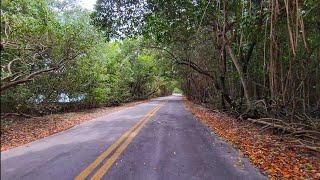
226 45 251 111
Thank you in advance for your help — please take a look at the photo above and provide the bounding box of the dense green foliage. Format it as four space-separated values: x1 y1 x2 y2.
94 0 320 120
1 0 319 121
0 0 174 114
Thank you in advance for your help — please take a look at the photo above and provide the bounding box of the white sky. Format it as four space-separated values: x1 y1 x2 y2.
78 0 96 10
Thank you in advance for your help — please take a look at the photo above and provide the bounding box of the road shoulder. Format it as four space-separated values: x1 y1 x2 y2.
1 100 148 151
184 100 320 179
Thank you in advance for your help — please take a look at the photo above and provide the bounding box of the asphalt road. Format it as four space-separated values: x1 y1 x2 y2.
1 95 266 180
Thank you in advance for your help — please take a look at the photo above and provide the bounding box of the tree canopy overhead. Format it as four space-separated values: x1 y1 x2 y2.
1 0 177 114
1 0 319 123
93 0 320 118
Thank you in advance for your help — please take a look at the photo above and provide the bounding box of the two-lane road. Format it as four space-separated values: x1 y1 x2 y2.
1 95 266 180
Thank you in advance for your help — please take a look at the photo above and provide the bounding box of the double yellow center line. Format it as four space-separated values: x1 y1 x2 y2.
75 102 165 180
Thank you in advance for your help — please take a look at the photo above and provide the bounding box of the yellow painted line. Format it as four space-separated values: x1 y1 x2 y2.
75 103 163 180
91 104 164 180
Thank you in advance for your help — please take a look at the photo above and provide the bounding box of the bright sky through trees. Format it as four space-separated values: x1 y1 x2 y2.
78 0 95 10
